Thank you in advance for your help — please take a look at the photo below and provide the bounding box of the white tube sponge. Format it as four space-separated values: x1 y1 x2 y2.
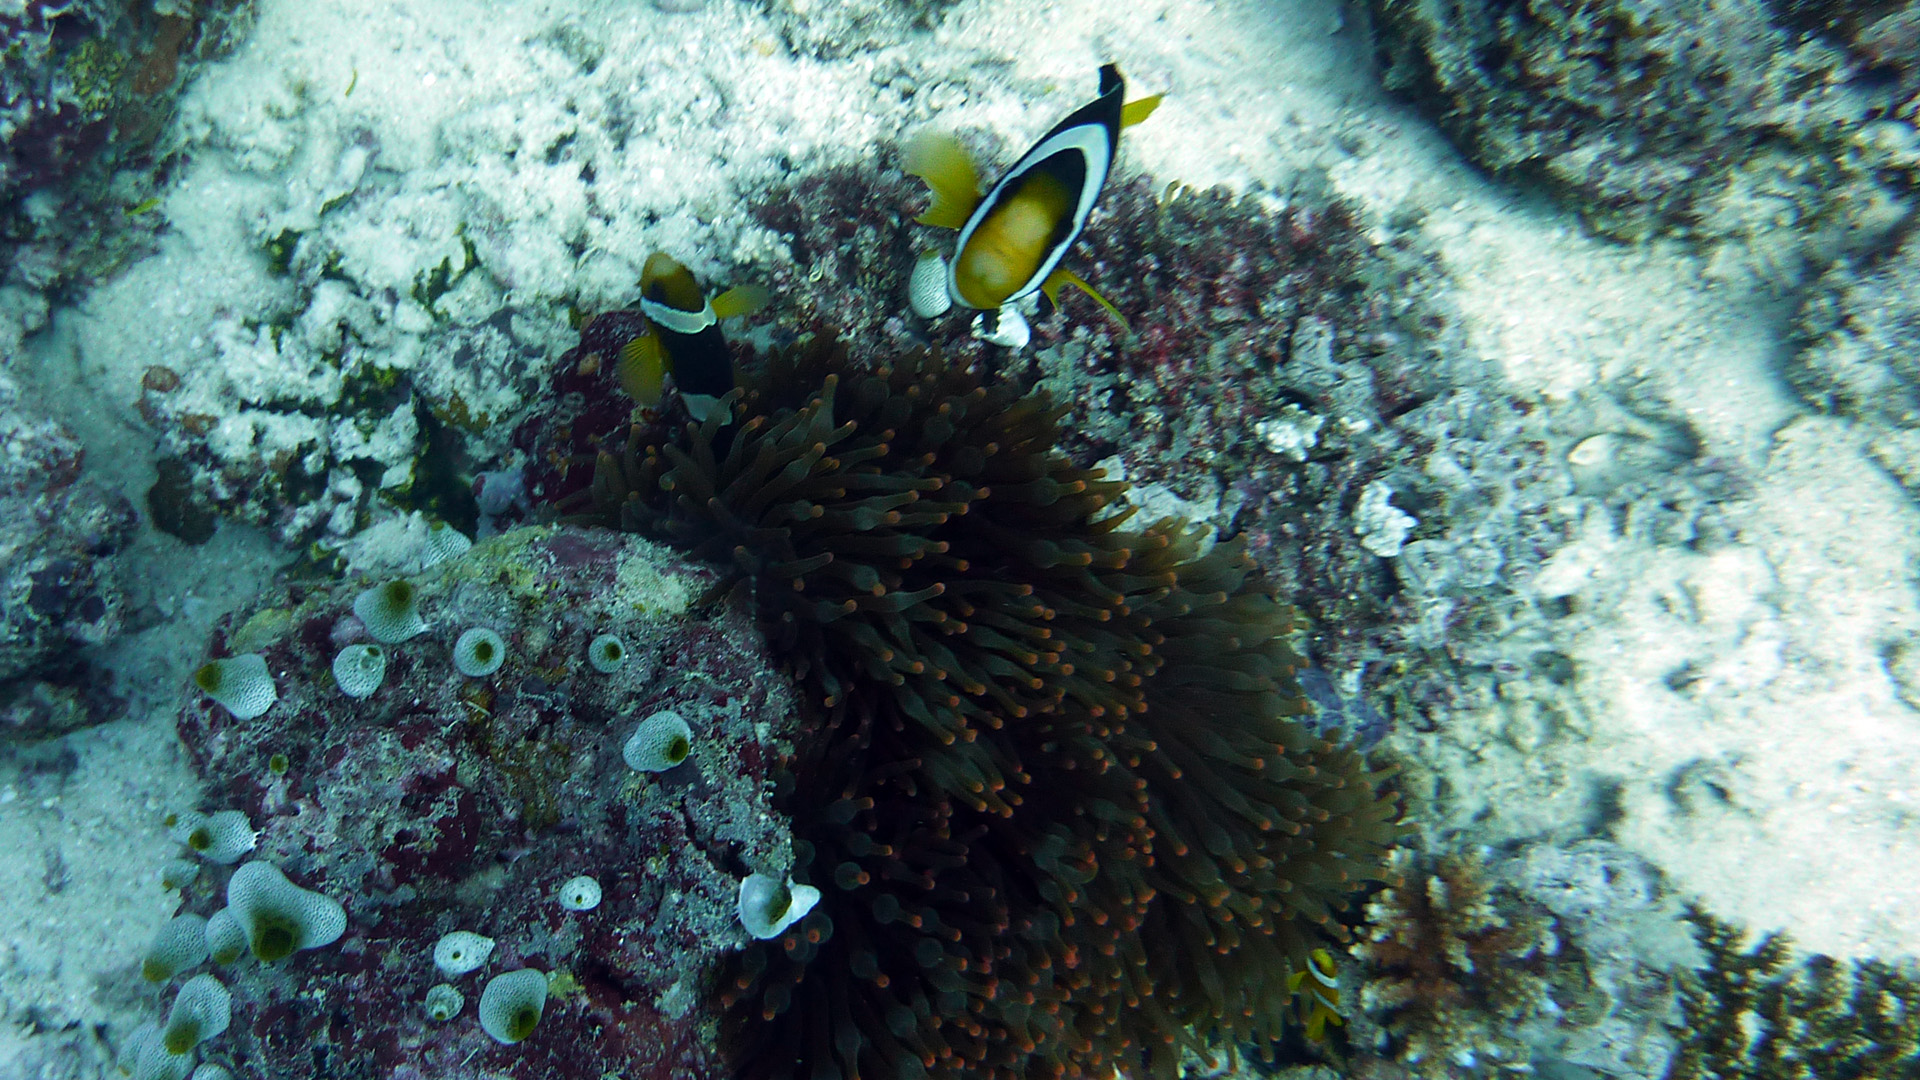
331 644 386 699
478 968 549 1045
909 250 953 318
622 710 693 773
433 930 495 978
453 628 506 677
738 873 821 940
352 580 427 644
118 1022 193 1080
425 982 464 1021
162 974 231 1054
225 862 347 963
190 654 276 720
586 633 625 674
142 913 210 983
423 521 472 567
190 1065 234 1080
556 875 601 911
204 908 246 966
171 810 256 864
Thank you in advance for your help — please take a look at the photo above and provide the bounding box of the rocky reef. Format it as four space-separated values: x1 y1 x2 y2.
135 525 799 1079
1365 0 1917 270
0 367 137 740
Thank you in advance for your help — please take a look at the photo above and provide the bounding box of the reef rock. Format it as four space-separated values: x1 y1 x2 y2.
154 525 799 1078
0 367 136 739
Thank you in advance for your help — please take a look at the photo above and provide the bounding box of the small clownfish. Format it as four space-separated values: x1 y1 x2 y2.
903 63 1161 344
616 253 771 423
1288 948 1346 1043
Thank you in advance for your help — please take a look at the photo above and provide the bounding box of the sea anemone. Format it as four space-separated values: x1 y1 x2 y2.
587 337 1403 1078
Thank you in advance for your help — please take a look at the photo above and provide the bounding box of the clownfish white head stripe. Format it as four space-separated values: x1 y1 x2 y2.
616 253 770 423
904 64 1160 337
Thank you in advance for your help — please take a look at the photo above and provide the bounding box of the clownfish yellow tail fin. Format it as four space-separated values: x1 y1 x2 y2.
1121 93 1163 129
902 129 982 230
1042 266 1131 334
616 333 667 406
711 283 771 319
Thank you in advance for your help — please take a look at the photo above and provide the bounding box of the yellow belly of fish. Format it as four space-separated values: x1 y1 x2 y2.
954 192 1058 309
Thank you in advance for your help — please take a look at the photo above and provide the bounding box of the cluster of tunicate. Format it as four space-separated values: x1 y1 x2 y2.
121 851 346 1079
165 526 801 1076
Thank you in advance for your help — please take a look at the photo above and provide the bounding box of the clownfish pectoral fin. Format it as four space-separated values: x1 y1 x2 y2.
616 332 668 406
1121 93 1163 129
902 129 982 230
1041 266 1131 334
710 283 771 320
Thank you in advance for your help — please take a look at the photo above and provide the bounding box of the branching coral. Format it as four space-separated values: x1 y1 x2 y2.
1349 852 1563 1076
586 336 1404 1079
1666 907 1920 1080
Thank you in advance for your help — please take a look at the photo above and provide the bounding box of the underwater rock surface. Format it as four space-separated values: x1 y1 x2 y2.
0 367 137 740
153 525 799 1078
1366 0 1916 265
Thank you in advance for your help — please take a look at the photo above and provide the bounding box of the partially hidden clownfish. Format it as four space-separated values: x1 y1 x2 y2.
903 63 1160 348
615 253 770 423
1288 948 1346 1043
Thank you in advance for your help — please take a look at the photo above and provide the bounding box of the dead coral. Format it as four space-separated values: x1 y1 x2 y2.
1666 907 1920 1080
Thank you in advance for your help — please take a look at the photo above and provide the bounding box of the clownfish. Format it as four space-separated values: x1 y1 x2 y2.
903 63 1161 345
616 253 770 422
1288 948 1346 1043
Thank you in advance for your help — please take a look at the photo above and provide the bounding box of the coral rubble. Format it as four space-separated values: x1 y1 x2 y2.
153 525 800 1078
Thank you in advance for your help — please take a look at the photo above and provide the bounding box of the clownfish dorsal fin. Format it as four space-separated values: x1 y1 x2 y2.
902 129 982 230
616 333 667 406
710 284 771 319
1041 266 1132 335
1121 93 1163 129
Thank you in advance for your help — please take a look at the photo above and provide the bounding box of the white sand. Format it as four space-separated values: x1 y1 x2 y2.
5 0 1918 1070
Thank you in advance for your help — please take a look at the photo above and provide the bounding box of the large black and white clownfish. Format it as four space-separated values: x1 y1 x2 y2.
615 253 770 422
904 63 1160 348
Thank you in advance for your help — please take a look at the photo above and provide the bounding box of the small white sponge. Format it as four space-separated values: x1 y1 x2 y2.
422 521 473 567
586 633 626 674
557 875 601 911
453 627 507 677
226 862 347 963
331 644 386 699
142 913 210 983
909 250 953 318
623 710 693 773
424 982 464 1021
171 810 256 865
191 654 276 720
203 908 246 966
353 580 427 644
118 1022 192 1080
478 968 549 1045
162 974 230 1055
738 873 821 941
433 930 495 978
